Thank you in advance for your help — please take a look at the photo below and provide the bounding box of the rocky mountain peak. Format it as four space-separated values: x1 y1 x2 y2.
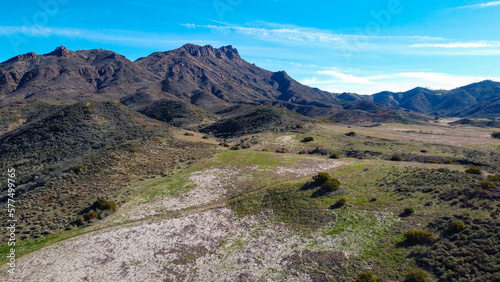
179 44 240 60
47 46 71 57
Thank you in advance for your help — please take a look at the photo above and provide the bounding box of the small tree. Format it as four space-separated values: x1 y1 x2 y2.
313 172 332 185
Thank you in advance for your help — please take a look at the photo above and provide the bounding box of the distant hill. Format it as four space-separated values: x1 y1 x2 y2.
341 80 500 118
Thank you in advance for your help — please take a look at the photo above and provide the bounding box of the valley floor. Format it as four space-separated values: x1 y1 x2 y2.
3 121 500 281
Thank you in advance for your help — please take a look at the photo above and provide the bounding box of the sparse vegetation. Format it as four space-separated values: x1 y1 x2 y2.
356 272 377 282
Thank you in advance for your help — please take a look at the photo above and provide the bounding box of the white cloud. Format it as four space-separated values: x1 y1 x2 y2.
456 1 500 9
0 25 221 48
410 42 491 48
183 23 444 45
301 70 500 94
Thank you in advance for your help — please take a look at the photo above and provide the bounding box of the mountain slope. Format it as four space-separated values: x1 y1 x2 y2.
0 46 160 106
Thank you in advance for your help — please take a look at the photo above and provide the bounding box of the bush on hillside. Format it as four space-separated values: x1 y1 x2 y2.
390 155 403 161
404 270 429 282
465 167 482 175
322 178 340 192
313 172 332 185
404 230 435 244
302 136 314 142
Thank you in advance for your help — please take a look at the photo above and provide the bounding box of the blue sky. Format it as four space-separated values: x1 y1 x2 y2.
1 0 499 94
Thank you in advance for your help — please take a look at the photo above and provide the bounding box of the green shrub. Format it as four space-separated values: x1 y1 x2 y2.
302 136 315 142
329 153 341 159
487 174 500 182
335 197 348 207
230 145 241 150
405 269 429 282
404 230 435 244
83 211 99 221
322 178 340 192
480 180 496 189
219 142 230 147
345 131 356 137
275 148 287 153
448 220 465 233
356 272 377 282
390 155 403 161
75 216 85 226
404 207 415 215
92 199 117 212
465 167 482 175
313 172 332 185
202 135 210 139
429 160 442 164
70 164 87 174
492 132 500 139
128 147 139 153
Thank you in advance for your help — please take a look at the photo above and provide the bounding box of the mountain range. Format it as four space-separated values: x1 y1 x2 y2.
1 44 499 127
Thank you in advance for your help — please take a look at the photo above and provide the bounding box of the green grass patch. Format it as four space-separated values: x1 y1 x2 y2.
229 182 336 232
0 227 88 264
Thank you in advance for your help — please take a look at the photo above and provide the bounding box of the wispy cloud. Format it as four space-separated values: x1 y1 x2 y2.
302 69 500 94
456 1 500 9
410 42 491 48
182 23 500 56
0 25 221 51
181 23 444 45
